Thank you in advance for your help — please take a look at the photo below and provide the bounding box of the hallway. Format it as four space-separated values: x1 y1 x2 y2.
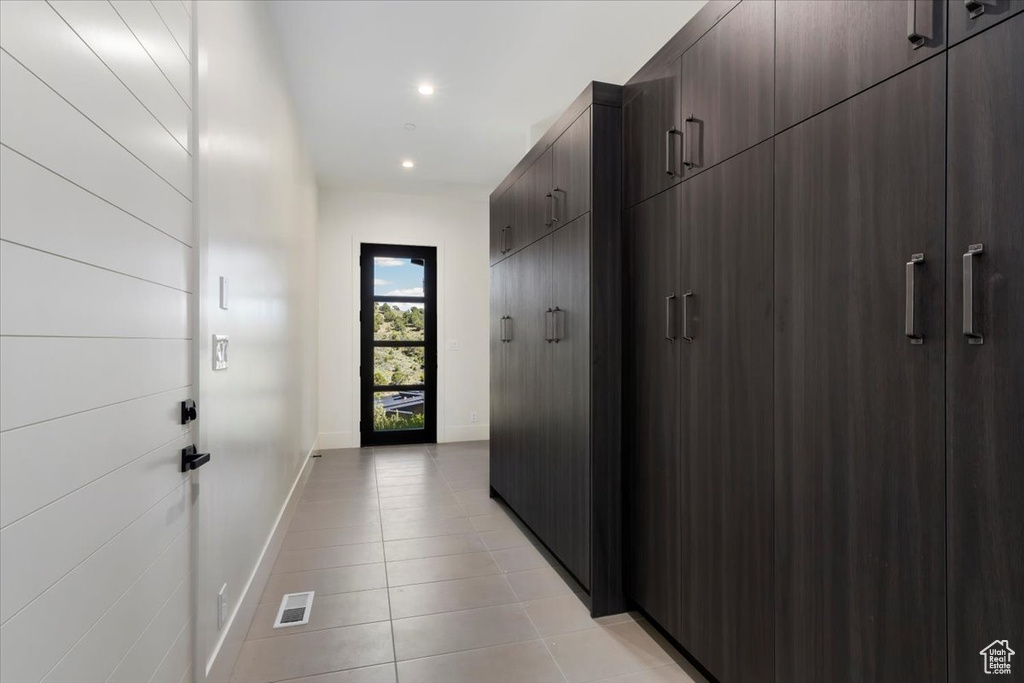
231 442 700 683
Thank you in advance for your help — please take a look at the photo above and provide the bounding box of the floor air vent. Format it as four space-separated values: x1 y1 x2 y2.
274 591 314 628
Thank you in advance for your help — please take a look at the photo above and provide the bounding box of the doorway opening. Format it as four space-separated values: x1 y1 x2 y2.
360 243 438 446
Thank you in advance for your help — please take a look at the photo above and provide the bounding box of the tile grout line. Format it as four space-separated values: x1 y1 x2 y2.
369 447 401 682
432 447 571 683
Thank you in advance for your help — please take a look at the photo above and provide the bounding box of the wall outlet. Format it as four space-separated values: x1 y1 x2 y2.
218 583 228 630
470 411 478 423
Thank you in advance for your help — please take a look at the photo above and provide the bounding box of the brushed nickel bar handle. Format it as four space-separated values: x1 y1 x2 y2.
683 115 697 170
906 253 925 344
964 243 984 344
665 293 676 341
665 128 681 176
964 0 985 19
908 0 926 49
682 290 694 343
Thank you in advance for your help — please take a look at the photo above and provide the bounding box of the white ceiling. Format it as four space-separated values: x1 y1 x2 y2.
268 0 706 196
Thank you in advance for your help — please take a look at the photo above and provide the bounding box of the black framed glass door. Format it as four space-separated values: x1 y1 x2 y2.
360 243 437 446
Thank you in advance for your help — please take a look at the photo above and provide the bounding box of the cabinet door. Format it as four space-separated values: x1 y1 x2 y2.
623 185 684 641
523 148 553 249
489 258 510 498
683 141 774 683
776 0 946 131
774 57 946 683
947 16 1024 682
623 59 681 208
679 0 773 178
508 236 553 536
489 191 508 266
550 215 591 588
553 108 591 228
948 0 1023 44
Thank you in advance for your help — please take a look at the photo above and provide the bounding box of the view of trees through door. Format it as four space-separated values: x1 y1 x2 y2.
360 244 438 445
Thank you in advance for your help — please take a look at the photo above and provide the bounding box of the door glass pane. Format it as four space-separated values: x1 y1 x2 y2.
373 302 426 341
373 390 425 432
373 257 424 297
374 346 425 386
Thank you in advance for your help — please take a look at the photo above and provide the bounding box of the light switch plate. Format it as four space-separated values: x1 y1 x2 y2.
213 335 229 370
219 276 229 310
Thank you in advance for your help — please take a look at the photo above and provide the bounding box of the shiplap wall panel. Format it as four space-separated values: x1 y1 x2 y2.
111 0 191 107
49 0 191 151
0 51 192 245
150 613 194 683
110 575 192 683
0 387 191 527
0 147 192 292
41 528 191 683
0 1 191 196
0 433 190 623
0 243 190 339
0 0 194 679
0 337 190 431
152 0 191 63
0 483 192 683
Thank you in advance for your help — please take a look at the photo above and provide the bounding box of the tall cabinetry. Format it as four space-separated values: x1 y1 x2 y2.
622 1 1023 682
489 83 623 616
946 16 1024 682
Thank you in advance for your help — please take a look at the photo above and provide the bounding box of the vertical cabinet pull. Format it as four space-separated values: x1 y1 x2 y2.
964 0 985 19
499 227 506 254
665 293 676 341
905 253 925 344
551 187 561 224
682 115 698 170
505 226 512 253
907 0 926 49
545 308 553 342
665 128 681 176
499 316 508 342
682 290 694 342
544 193 554 227
552 307 564 343
963 243 984 344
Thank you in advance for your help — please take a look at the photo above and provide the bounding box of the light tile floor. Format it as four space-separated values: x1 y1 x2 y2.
231 441 707 683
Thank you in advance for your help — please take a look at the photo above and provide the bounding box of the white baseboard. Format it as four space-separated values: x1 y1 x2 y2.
317 430 358 450
441 424 489 443
317 425 488 450
204 441 316 682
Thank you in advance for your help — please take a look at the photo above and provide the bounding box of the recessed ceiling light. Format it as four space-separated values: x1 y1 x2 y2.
417 83 435 96
401 160 415 169
404 123 416 131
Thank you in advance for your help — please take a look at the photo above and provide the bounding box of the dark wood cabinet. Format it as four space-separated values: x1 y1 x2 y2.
679 0 773 179
524 148 553 247
774 56 947 683
489 84 623 616
948 0 1024 44
553 109 591 228
623 58 681 208
946 16 1024 682
549 215 592 586
683 141 774 683
776 0 946 131
489 258 511 498
489 189 510 266
624 184 684 641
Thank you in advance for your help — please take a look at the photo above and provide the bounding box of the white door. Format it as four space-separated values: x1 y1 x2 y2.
0 1 197 681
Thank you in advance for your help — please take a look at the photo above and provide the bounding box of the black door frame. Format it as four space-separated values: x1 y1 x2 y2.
359 243 438 446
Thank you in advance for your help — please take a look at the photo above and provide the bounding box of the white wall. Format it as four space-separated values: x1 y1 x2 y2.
318 188 489 448
0 1 195 681
194 1 318 679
